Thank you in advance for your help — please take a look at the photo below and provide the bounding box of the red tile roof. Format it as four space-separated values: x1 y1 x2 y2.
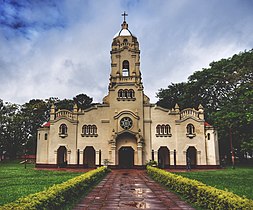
42 122 50 127
204 122 211 127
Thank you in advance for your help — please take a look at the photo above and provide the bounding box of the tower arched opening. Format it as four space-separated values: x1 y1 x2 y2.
122 60 130 76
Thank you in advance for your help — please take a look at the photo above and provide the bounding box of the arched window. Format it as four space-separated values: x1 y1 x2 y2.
59 124 68 138
59 124 67 135
165 125 171 134
88 125 91 134
161 124 165 134
44 133 48 140
156 125 161 134
187 124 195 134
156 124 172 137
118 89 135 100
82 125 86 134
186 124 196 138
122 60 129 76
124 89 128 98
207 133 210 140
121 90 125 98
92 125 97 134
81 124 98 137
129 89 134 98
118 89 123 98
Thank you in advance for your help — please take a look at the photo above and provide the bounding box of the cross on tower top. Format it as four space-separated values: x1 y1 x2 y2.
122 11 128 22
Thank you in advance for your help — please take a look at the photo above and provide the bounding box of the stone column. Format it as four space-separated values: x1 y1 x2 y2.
170 150 174 167
67 150 71 164
137 142 143 165
183 151 187 165
111 145 116 165
54 150 57 165
197 151 201 165
96 150 100 166
154 150 158 163
79 151 83 165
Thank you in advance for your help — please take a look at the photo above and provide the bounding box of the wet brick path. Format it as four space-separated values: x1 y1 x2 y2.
73 170 195 209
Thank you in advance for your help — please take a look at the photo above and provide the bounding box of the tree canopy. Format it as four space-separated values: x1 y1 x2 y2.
157 49 253 160
0 94 93 159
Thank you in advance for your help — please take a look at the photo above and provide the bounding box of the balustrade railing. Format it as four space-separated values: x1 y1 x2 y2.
180 109 199 119
55 110 73 120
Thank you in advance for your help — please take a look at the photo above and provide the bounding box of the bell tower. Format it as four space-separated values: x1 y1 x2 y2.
103 12 149 107
109 12 143 90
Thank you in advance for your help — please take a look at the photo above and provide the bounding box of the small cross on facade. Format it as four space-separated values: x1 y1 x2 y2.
122 11 128 22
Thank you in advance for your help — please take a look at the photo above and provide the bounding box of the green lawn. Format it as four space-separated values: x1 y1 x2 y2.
175 167 253 200
0 161 83 206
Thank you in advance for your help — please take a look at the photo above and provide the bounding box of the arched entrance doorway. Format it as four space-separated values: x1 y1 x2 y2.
119 146 134 168
83 146 95 168
57 146 67 168
116 132 137 168
158 146 170 168
186 146 197 168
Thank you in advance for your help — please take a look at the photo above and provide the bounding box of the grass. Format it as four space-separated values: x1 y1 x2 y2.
0 160 83 206
174 166 253 200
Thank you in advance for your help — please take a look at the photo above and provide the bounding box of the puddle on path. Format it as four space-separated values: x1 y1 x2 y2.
122 201 150 209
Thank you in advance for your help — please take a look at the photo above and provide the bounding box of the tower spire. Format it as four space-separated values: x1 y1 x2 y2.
121 11 128 22
121 11 128 29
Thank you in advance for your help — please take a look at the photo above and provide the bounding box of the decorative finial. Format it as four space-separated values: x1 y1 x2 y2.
50 103 55 112
73 103 78 112
198 104 204 110
122 11 128 22
175 103 180 112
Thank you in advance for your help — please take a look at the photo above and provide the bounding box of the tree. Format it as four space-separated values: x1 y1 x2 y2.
156 49 253 161
0 102 23 159
21 99 49 155
54 99 74 111
73 94 93 110
0 92 93 159
157 82 187 109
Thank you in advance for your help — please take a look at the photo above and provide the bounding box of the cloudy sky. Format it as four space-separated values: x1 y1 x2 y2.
0 0 253 104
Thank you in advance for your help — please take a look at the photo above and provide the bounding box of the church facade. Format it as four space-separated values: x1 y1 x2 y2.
36 18 220 169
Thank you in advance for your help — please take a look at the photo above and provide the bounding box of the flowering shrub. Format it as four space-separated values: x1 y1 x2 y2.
147 166 253 210
1 167 109 210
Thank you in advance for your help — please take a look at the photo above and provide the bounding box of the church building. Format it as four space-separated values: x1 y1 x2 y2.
36 15 220 169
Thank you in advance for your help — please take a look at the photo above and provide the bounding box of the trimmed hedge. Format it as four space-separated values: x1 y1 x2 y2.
147 166 253 210
1 167 109 210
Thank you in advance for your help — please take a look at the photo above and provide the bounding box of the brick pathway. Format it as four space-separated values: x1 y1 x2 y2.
73 170 195 210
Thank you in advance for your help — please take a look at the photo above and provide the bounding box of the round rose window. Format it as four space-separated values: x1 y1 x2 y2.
120 117 133 130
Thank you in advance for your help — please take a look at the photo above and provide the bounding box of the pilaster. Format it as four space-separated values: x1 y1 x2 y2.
154 150 158 163
137 142 143 165
79 150 83 165
96 150 100 165
170 150 174 166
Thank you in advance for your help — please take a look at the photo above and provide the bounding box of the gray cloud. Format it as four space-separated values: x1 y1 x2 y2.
0 0 252 104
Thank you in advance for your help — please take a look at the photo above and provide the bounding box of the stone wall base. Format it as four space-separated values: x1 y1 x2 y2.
36 163 220 170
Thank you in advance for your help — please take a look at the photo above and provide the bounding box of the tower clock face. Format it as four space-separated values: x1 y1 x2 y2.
120 117 133 130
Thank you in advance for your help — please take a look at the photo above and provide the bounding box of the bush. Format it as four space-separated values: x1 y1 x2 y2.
145 159 158 167
147 166 253 210
1 167 109 210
